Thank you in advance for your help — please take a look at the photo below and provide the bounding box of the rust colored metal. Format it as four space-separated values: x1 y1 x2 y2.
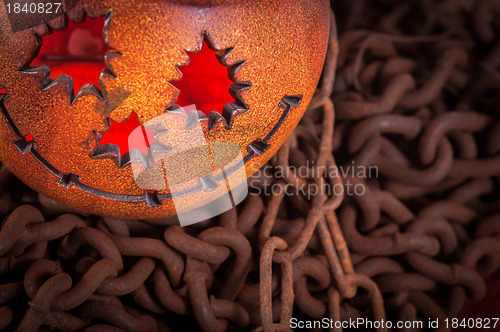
0 0 330 219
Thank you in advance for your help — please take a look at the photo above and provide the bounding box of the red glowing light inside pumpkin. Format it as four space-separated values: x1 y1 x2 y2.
174 41 234 115
25 135 33 142
31 17 109 93
31 18 233 115
97 41 235 155
98 114 156 156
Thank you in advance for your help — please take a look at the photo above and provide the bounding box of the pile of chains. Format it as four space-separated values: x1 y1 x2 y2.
330 0 500 329
0 0 499 331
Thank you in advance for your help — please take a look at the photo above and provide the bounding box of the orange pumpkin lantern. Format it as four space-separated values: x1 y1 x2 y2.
0 0 331 221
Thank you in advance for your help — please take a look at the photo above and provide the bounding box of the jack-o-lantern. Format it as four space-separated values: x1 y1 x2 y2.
0 0 331 221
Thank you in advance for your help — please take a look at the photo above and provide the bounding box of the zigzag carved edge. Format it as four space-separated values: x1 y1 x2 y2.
0 93 302 206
